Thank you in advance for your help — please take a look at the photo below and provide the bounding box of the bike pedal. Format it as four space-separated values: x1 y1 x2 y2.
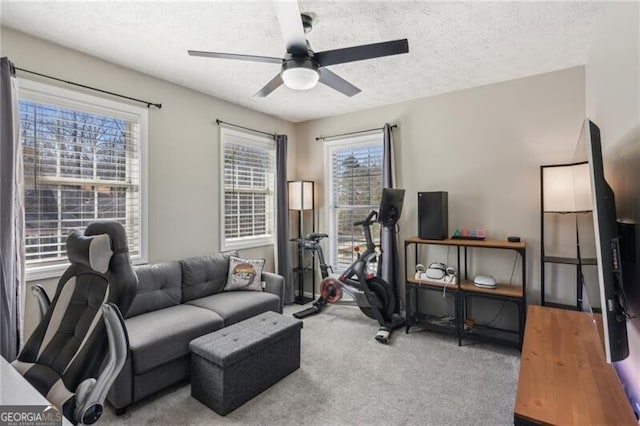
293 306 319 319
375 328 390 344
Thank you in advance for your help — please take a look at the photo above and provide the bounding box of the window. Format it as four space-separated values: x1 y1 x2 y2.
19 80 147 280
325 134 383 271
220 127 275 250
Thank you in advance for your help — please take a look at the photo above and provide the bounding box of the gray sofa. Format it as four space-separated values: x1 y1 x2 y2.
107 252 285 413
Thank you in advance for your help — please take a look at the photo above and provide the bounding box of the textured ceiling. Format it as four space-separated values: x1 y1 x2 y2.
0 1 605 123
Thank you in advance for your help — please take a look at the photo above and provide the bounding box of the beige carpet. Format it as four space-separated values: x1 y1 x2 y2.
101 304 520 425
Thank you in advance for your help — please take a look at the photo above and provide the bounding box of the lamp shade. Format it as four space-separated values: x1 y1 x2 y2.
288 180 314 210
542 163 592 212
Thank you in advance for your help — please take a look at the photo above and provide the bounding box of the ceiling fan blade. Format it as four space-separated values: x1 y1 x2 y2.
314 39 409 67
318 68 361 97
188 50 283 65
253 73 284 97
274 1 308 55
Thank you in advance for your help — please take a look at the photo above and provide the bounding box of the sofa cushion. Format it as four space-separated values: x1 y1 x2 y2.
224 256 265 291
186 291 281 327
125 304 223 374
126 261 182 318
181 253 236 302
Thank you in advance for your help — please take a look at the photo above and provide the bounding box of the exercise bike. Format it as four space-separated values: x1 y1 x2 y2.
293 188 405 344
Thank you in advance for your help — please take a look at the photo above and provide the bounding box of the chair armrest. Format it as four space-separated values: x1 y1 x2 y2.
31 284 51 324
262 272 285 313
74 303 129 425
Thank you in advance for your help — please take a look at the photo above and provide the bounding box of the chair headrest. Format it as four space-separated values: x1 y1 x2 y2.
66 231 113 274
85 222 129 256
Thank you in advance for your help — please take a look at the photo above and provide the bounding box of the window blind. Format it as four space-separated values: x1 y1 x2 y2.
327 138 383 271
222 130 275 248
19 99 142 269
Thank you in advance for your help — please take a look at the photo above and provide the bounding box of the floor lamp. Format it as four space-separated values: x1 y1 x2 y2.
540 162 593 309
289 180 315 304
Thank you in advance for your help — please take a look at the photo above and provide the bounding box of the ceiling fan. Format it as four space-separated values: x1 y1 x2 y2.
188 1 409 97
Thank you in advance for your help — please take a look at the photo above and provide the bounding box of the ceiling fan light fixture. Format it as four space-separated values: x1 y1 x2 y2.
282 59 319 90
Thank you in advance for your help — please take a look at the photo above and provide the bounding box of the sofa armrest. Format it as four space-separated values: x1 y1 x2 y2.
262 272 285 313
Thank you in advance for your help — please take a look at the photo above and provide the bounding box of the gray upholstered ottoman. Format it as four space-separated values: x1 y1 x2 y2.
189 311 303 415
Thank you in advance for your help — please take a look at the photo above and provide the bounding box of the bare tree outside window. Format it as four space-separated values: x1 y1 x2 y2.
19 98 142 270
327 137 383 271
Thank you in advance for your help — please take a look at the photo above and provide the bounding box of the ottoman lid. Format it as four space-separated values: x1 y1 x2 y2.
190 311 302 367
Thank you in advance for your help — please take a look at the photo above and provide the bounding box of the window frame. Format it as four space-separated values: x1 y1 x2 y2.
18 79 149 281
324 132 384 271
219 126 276 251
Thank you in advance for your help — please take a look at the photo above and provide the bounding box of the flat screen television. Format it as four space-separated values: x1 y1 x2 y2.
575 119 630 363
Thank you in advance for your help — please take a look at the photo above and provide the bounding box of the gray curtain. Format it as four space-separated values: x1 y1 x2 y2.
381 123 401 313
1 57 25 360
275 134 294 304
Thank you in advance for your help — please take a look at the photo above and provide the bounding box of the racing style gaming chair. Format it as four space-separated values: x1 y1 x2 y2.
12 222 137 425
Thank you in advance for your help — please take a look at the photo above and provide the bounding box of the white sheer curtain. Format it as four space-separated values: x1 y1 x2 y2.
0 57 25 360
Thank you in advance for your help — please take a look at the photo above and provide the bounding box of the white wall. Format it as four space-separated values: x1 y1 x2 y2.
296 67 586 325
1 27 297 337
585 0 640 410
586 2 640 151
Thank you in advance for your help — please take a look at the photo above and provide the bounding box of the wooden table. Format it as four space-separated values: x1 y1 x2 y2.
514 305 636 425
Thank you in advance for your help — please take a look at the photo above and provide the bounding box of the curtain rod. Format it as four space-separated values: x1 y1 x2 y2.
315 124 397 141
15 67 162 109
216 119 276 139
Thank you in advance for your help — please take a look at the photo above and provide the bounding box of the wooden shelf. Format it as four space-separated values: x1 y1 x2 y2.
406 277 459 290
543 255 597 265
408 313 457 334
404 236 525 251
543 210 592 214
459 280 523 298
404 236 527 348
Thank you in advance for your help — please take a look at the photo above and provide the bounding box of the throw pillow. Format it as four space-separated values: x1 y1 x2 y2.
224 256 265 291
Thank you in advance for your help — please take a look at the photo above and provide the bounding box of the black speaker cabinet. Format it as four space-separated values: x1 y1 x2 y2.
418 191 448 240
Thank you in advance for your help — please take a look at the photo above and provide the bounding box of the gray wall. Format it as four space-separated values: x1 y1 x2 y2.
295 67 587 325
1 27 297 337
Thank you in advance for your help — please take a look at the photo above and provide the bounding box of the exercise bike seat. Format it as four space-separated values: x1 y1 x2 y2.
306 233 328 242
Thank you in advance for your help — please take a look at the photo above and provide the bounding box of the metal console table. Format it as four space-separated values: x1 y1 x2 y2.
404 237 527 348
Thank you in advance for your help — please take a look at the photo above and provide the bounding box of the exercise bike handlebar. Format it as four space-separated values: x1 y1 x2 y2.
353 210 377 227
305 233 328 242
